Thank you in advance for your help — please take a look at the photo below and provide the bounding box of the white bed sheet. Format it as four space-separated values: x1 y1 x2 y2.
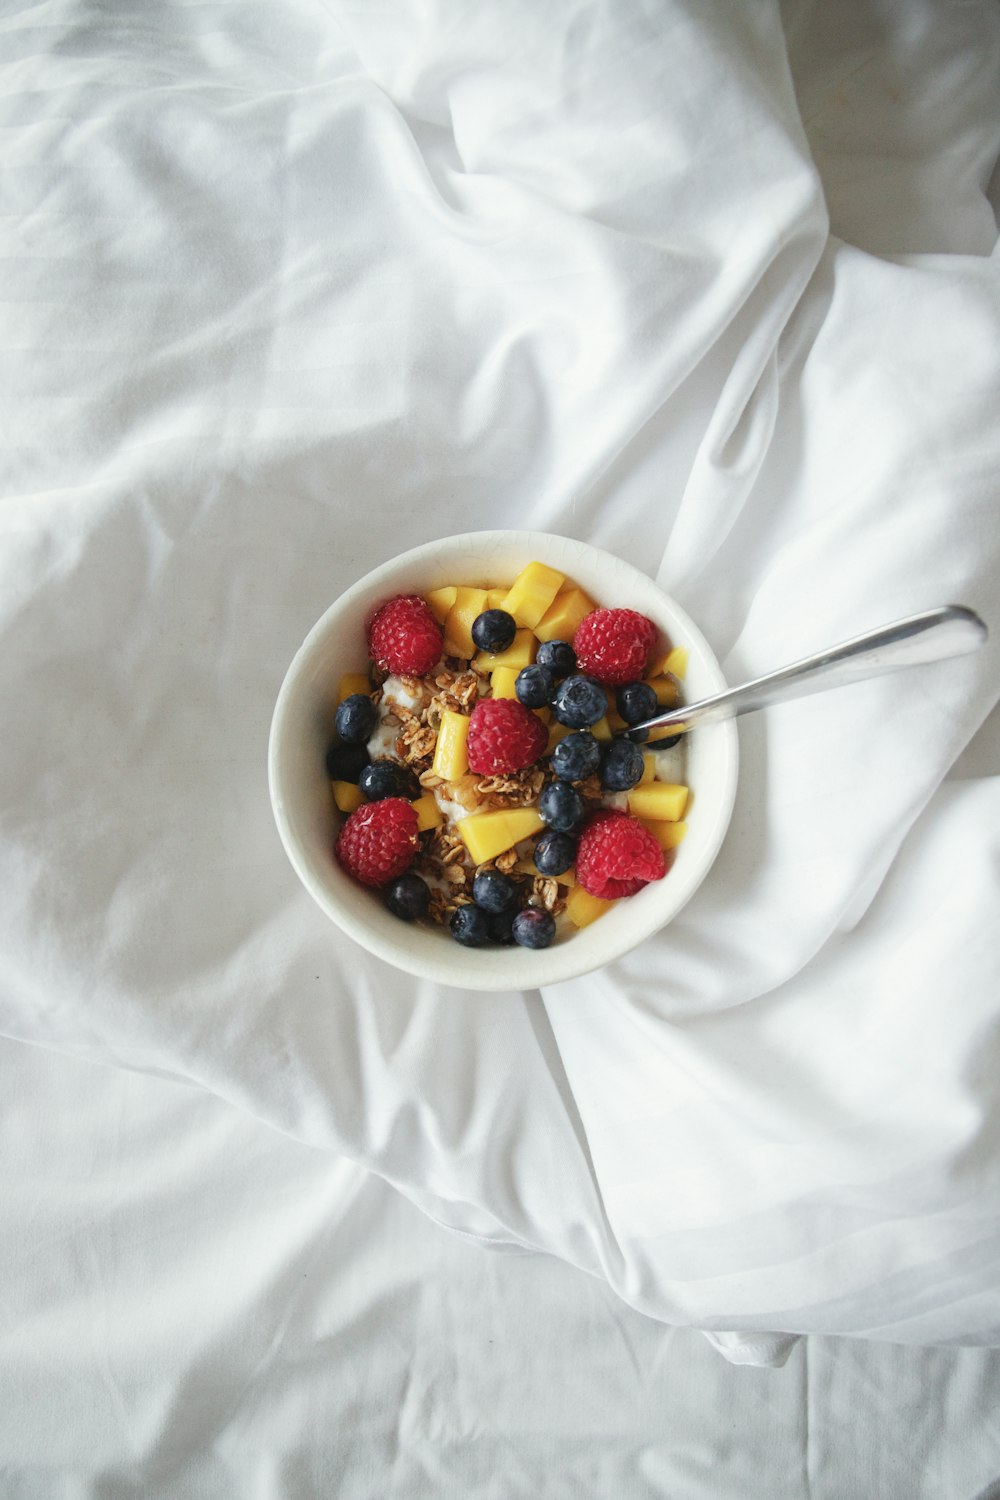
1 0 1000 1392
3 1036 1000 1499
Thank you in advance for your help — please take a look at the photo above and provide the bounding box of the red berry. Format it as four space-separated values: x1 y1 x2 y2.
335 798 419 888
466 698 548 776
369 595 443 676
573 608 658 685
575 809 666 900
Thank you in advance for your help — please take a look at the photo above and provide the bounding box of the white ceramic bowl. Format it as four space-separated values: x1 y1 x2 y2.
269 530 738 991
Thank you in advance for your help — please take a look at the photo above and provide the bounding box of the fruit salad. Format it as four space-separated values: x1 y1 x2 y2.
325 561 691 951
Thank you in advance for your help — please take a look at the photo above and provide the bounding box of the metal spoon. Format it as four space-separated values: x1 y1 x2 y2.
626 604 988 741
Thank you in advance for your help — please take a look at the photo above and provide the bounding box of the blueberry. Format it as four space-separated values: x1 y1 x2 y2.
615 681 657 727
325 742 370 783
512 907 556 949
487 909 517 945
535 639 576 679
450 904 492 947
551 674 607 729
358 759 420 802
600 737 645 792
550 730 601 783
539 780 585 833
651 734 682 750
472 869 518 914
533 830 577 876
334 692 377 745
471 609 517 653
515 663 555 709
384 873 431 922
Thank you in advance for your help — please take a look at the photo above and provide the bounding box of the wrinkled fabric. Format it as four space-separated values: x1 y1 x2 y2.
4 1038 1000 1496
1 0 999 1368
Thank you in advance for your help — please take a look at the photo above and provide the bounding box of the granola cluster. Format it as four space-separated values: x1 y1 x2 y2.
373 663 587 926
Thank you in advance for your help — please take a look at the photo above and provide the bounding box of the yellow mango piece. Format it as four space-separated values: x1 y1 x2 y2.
645 675 680 708
565 885 615 928
534 705 551 724
640 751 656 785
490 666 520 700
639 817 687 851
411 793 444 832
591 717 612 742
457 808 545 866
533 586 596 644
500 561 565 630
627 782 689 821
546 721 573 754
604 689 628 732
443 588 488 658
332 780 365 813
431 710 470 781
662 646 688 680
485 587 509 609
424 586 458 625
337 672 370 704
473 629 536 673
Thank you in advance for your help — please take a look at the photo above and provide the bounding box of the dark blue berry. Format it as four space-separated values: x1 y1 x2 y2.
600 737 645 791
472 869 518 914
533 830 577 876
535 639 577 678
384 873 431 922
325 742 370 783
471 609 517 653
550 730 601 783
512 907 556 949
551 674 607 729
515 664 555 709
359 759 420 802
487 909 517 945
615 680 657 727
539 780 585 833
651 733 682 749
450 904 492 947
334 692 377 745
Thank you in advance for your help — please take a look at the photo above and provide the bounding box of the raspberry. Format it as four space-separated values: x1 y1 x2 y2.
466 698 548 776
368 595 443 676
335 797 419 888
575 809 666 900
573 609 658 686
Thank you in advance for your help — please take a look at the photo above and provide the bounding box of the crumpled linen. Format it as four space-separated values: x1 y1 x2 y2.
1 0 999 1366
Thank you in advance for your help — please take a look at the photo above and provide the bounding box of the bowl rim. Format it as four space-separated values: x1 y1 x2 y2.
268 528 739 990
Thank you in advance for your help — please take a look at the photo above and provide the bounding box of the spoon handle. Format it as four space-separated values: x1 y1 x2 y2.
628 604 988 740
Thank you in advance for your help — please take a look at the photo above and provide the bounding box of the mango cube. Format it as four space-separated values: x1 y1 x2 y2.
591 716 612 742
485 587 509 609
473 628 536 673
661 646 688 680
639 751 657 785
443 588 488 658
337 672 370 704
431 710 470 781
332 780 364 813
490 666 520 700
627 782 688 821
639 818 687 851
533 586 596 644
411 793 444 832
565 885 615 928
456 807 544 866
516 855 576 886
424 586 458 625
500 561 565 630
546 721 573 754
645 675 680 708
